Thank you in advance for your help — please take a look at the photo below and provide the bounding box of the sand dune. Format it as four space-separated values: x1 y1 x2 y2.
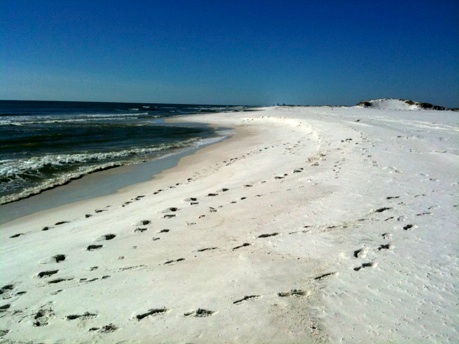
1 106 458 343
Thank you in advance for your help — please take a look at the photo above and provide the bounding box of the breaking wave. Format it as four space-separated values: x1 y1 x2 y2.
0 139 197 204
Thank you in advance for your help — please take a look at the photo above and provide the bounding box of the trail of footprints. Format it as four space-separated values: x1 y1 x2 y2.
2 147 336 338
8 143 316 240
3 138 431 339
2 186 330 337
349 194 423 273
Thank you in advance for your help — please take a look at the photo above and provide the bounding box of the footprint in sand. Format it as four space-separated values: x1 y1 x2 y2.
278 289 309 297
37 270 59 278
233 295 260 304
314 272 337 280
403 224 416 230
197 247 217 252
232 243 251 250
378 243 391 251
10 233 24 238
66 312 97 321
0 304 11 312
33 307 55 327
164 258 185 265
382 233 392 240
354 262 377 271
97 234 116 241
48 278 73 284
135 308 168 321
184 309 215 317
163 207 179 213
374 207 392 213
89 323 118 333
0 284 14 297
87 245 103 251
353 248 367 258
258 232 279 238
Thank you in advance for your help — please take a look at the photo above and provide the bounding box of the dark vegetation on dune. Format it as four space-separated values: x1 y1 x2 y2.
357 98 447 110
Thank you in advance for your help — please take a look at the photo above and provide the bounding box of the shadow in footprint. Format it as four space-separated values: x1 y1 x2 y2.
87 245 103 251
374 207 392 213
353 248 366 258
258 233 279 238
314 272 337 280
66 312 97 320
354 262 376 271
37 270 58 278
164 258 185 265
233 295 260 304
0 285 14 295
136 308 168 321
98 234 116 241
48 278 73 284
33 308 54 327
184 309 214 317
89 323 118 333
378 244 391 251
0 304 11 312
278 289 308 297
197 247 217 252
233 243 251 250
403 224 415 230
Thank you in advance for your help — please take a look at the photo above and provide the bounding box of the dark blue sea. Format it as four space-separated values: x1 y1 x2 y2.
0 100 247 204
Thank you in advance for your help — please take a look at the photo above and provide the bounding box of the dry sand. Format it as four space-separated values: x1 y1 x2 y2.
1 106 458 343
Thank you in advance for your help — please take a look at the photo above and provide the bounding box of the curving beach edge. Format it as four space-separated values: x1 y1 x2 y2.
1 105 458 343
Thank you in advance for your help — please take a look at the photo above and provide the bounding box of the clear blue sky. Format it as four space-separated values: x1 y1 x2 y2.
1 0 458 106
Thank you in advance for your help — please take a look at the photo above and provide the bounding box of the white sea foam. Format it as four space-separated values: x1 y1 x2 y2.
0 139 199 204
0 131 233 204
1 141 196 180
0 112 153 126
0 162 125 204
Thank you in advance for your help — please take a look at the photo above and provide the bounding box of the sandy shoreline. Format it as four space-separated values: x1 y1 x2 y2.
1 106 458 343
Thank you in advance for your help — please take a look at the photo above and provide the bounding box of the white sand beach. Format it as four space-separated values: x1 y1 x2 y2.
1 103 458 343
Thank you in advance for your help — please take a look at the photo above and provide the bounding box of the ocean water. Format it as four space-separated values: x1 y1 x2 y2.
0 100 247 204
